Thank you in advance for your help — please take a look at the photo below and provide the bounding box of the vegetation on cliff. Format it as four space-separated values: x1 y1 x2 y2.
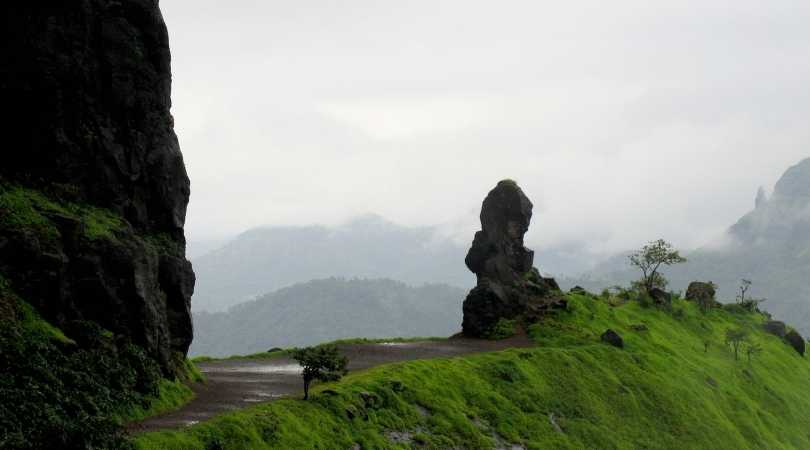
135 291 810 449
0 272 200 450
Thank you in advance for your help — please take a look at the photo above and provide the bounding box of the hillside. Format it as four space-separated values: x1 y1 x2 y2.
136 292 810 449
190 278 465 357
568 157 810 335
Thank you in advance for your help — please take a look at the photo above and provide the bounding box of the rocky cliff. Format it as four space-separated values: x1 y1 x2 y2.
462 180 564 336
729 157 810 245
0 0 193 374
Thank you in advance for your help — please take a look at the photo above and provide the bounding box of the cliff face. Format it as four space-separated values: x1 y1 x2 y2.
730 157 810 246
0 0 193 373
462 180 564 336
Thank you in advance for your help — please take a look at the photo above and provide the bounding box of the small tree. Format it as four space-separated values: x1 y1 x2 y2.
737 279 752 304
628 239 687 294
725 327 749 361
736 279 766 312
745 341 762 363
290 344 348 400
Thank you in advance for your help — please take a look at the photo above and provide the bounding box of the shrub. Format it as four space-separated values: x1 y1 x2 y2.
487 318 518 340
291 344 348 400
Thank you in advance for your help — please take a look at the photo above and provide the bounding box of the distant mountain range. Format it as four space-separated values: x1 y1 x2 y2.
190 214 600 313
567 157 810 335
190 278 465 357
190 215 473 312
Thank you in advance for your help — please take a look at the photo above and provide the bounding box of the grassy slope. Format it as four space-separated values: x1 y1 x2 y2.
121 358 204 423
134 294 810 450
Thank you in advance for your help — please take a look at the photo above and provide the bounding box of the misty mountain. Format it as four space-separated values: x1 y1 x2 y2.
191 214 599 312
190 215 473 312
566 157 810 334
190 278 465 357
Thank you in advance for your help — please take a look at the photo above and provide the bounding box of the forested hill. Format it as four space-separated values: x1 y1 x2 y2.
190 278 465 357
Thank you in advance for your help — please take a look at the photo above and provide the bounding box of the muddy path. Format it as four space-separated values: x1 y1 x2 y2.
128 336 534 433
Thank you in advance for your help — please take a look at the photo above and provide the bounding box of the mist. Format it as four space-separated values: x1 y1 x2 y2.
162 0 810 258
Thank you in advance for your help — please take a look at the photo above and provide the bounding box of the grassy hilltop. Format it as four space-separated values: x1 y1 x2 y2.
135 292 810 450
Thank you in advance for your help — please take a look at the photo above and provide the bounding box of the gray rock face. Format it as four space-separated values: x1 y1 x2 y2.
785 329 805 356
730 158 810 244
0 0 193 374
462 181 563 337
465 180 535 284
764 320 787 338
685 282 716 303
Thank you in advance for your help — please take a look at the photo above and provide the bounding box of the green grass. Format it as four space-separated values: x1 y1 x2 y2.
0 184 125 242
16 300 75 345
134 293 810 449
120 379 197 423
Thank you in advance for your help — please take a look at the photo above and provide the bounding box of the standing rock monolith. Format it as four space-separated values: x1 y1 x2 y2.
461 180 564 337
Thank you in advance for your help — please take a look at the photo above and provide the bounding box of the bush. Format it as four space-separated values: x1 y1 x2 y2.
0 301 167 449
487 318 517 340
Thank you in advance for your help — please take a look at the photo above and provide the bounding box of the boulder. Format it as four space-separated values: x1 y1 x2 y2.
461 181 563 337
763 320 787 338
685 282 716 303
785 329 806 356
570 286 588 295
648 288 672 305
0 0 193 375
601 329 624 349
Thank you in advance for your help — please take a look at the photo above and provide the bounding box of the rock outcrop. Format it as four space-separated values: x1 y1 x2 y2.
764 320 787 338
0 1 193 374
785 329 806 357
601 329 624 349
461 180 563 337
685 282 716 303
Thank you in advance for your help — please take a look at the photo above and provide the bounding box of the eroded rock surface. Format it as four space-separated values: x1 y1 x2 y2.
785 329 806 356
0 0 193 374
462 181 563 336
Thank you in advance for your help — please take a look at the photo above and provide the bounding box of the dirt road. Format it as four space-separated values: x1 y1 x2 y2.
128 336 533 433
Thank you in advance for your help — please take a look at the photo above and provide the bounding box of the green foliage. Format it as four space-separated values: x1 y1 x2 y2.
736 279 766 313
120 379 196 423
628 239 687 293
0 278 199 449
136 293 810 450
725 327 750 361
487 318 518 340
290 345 349 400
0 184 124 243
15 300 74 345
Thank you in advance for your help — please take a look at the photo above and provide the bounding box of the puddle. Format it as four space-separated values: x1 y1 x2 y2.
212 364 303 374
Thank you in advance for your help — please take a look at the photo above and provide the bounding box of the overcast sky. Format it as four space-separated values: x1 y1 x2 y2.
162 0 810 257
